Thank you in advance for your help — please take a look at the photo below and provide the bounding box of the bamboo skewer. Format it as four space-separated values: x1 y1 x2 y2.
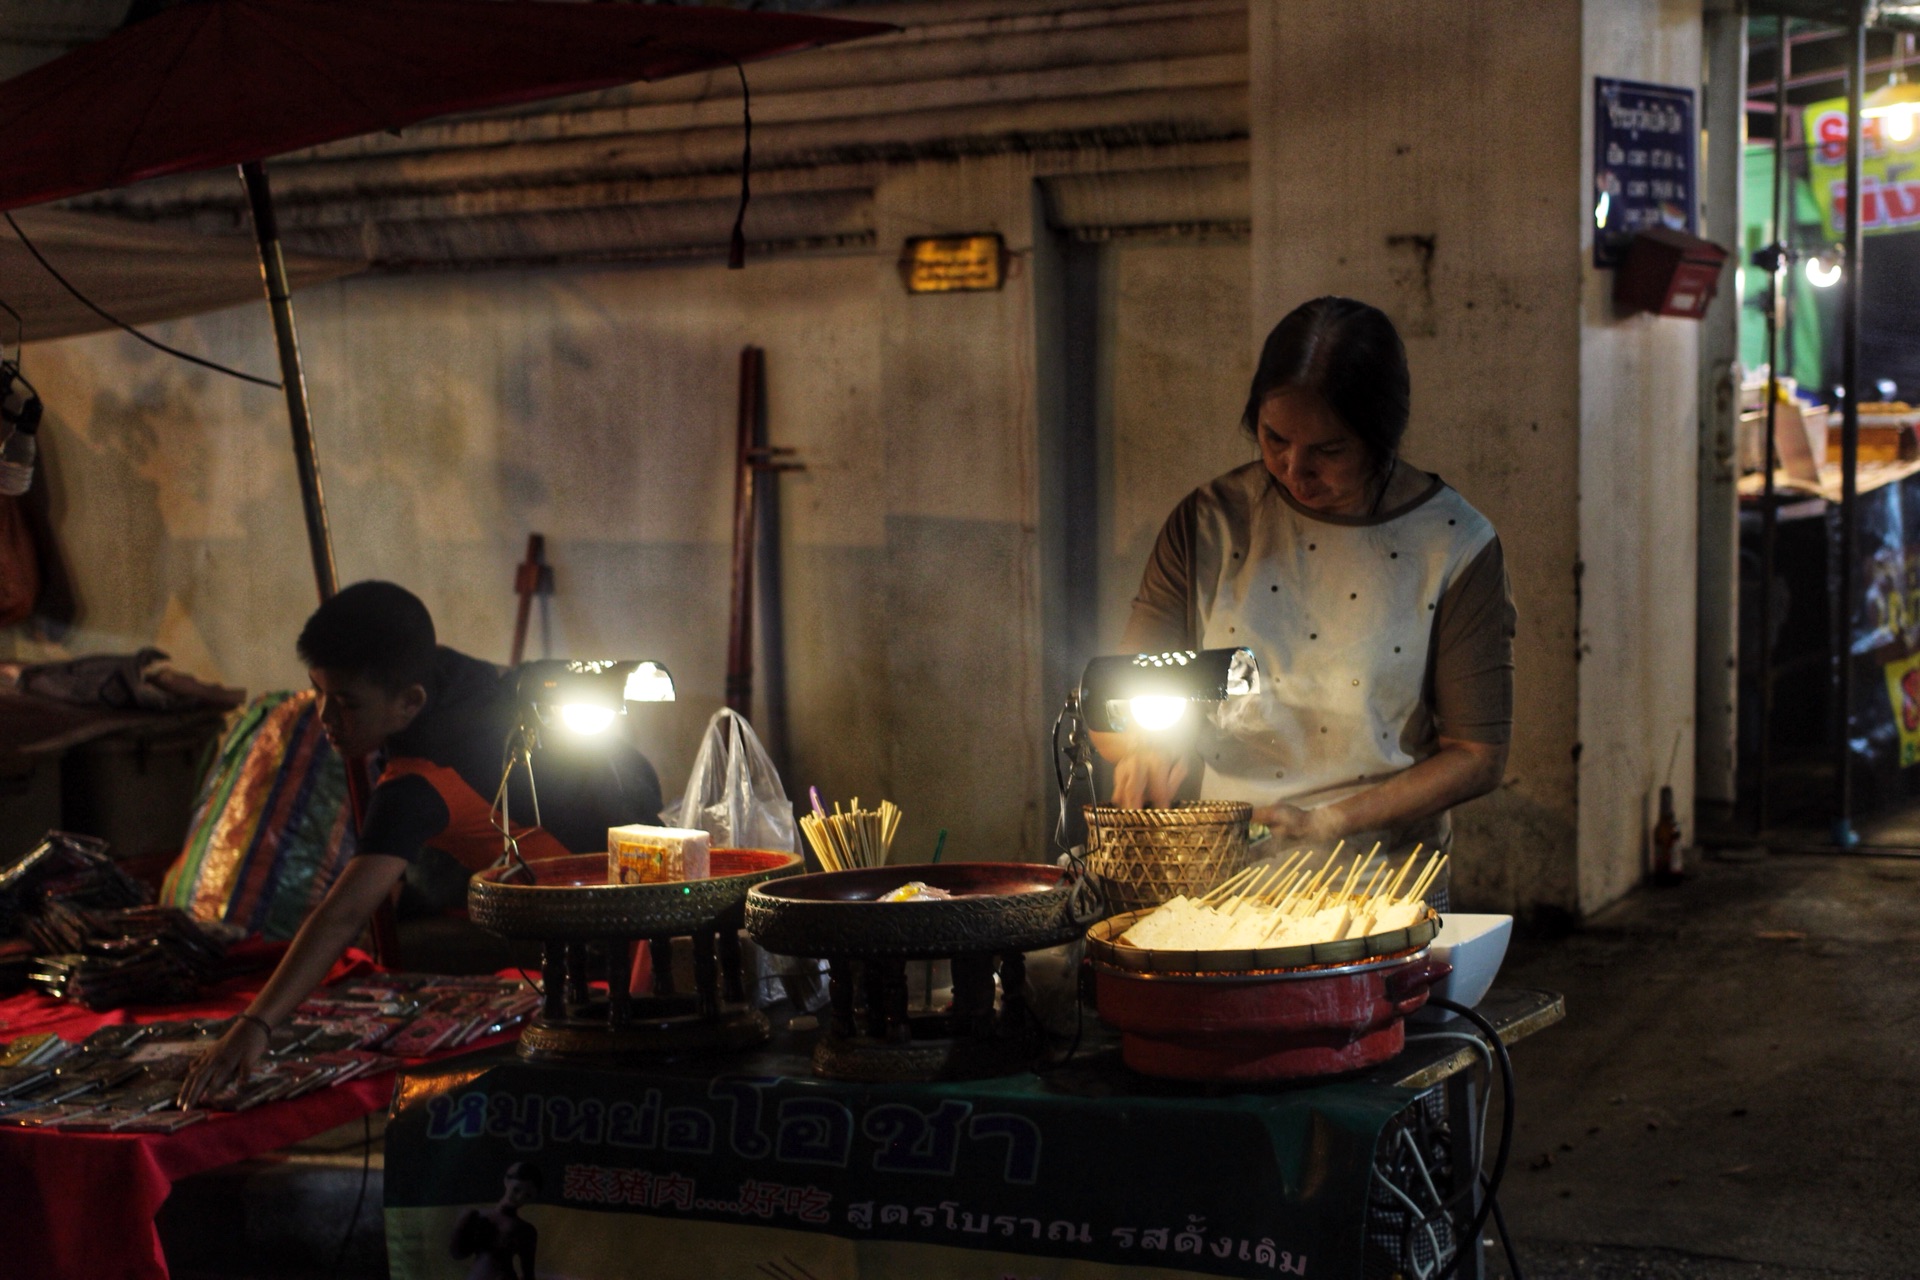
1199 864 1262 904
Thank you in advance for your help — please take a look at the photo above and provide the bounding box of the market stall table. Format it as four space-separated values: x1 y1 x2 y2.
384 987 1561 1280
0 951 522 1280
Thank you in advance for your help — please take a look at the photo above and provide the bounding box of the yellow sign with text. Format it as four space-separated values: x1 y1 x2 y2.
1802 96 1920 240
900 235 1006 294
1884 650 1920 768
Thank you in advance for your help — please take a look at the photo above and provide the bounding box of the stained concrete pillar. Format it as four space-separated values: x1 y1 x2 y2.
1696 0 1745 819
873 155 1051 865
1252 0 1708 917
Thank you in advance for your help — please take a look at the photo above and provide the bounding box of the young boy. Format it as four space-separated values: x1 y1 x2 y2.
181 581 662 1105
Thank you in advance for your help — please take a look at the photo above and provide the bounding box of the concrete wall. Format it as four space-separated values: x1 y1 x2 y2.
1577 0 1703 912
12 158 1258 871
1250 0 1587 916
12 252 887 814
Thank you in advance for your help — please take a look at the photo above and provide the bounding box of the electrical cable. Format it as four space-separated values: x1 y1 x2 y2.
1480 1173 1525 1280
0 296 24 357
328 1111 373 1280
727 61 751 269
1388 1028 1524 1278
3 211 282 389
1425 996 1518 1280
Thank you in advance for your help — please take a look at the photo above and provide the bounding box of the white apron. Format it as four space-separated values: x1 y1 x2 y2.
1189 464 1495 884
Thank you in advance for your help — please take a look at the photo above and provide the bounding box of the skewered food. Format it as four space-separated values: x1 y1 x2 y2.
1120 846 1446 952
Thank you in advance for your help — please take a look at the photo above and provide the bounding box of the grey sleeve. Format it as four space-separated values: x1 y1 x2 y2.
1121 493 1200 654
1429 536 1516 745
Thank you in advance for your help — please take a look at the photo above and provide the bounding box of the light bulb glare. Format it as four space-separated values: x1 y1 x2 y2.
1805 255 1843 288
1890 108 1918 142
558 703 617 735
1129 696 1189 732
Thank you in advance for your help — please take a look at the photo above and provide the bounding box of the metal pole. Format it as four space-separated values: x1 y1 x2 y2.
1833 14 1866 848
1757 20 1789 835
725 346 761 718
240 159 338 603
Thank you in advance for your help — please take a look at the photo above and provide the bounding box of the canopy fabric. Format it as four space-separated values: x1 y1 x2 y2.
0 209 364 342
0 0 893 214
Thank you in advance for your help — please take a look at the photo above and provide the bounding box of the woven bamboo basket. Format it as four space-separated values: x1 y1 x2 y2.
1084 802 1254 914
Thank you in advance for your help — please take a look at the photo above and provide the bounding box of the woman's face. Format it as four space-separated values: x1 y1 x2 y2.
1256 388 1375 515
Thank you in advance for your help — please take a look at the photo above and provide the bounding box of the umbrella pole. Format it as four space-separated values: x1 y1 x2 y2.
240 160 338 603
241 162 390 959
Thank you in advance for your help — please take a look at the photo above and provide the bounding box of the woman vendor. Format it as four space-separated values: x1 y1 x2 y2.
1111 296 1514 907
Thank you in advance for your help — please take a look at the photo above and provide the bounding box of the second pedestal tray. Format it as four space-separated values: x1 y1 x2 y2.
745 862 1097 1081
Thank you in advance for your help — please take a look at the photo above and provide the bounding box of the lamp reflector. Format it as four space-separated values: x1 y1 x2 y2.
623 661 675 703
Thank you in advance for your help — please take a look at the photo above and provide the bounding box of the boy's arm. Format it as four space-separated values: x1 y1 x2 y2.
178 853 408 1106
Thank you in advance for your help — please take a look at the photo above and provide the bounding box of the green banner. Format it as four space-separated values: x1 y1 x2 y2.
384 1056 1416 1280
1802 96 1920 240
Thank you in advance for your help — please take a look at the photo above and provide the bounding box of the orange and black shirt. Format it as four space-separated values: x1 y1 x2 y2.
356 647 663 871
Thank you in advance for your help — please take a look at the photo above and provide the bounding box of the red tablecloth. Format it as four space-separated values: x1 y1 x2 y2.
0 947 509 1280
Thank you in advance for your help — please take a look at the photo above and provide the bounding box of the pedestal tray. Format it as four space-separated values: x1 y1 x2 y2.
469 848 802 1062
745 862 1097 1082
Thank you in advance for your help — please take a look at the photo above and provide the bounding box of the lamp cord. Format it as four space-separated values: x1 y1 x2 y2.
4 211 281 389
1424 996 1517 1280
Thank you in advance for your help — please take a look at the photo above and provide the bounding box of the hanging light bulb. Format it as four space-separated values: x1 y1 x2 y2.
1805 252 1843 288
1864 38 1920 142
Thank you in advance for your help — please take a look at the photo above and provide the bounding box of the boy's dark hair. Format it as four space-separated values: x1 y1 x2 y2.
504 1161 543 1192
296 581 436 692
1242 296 1410 477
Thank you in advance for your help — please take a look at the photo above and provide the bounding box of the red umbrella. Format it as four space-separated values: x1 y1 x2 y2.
0 0 891 597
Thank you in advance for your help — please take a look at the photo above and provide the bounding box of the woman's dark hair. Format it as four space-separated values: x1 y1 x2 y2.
296 580 436 692
1242 297 1409 475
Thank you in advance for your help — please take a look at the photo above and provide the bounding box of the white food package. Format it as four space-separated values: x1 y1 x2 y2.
608 825 710 885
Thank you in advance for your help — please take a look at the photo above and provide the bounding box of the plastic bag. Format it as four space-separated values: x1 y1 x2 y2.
674 709 797 853
671 710 825 1011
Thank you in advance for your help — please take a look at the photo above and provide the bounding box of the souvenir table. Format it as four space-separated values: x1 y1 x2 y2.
383 988 1562 1280
0 949 519 1280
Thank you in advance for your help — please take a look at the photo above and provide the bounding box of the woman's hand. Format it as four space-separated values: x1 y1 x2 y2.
1112 749 1190 809
1252 802 1340 845
178 1016 270 1108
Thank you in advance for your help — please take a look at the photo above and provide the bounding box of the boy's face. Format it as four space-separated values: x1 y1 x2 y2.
310 668 427 758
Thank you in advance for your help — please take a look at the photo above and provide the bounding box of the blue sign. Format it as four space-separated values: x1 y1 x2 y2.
1593 77 1697 267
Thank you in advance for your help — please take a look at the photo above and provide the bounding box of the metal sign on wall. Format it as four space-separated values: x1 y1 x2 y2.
899 234 1006 293
1592 77 1697 268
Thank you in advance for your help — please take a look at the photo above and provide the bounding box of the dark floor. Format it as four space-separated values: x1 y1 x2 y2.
163 850 1920 1279
1488 851 1920 1278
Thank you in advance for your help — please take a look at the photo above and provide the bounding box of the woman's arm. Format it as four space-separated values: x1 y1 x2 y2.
178 853 409 1106
1258 736 1506 843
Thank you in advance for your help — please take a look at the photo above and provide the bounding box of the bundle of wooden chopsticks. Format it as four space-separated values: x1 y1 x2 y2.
800 796 903 873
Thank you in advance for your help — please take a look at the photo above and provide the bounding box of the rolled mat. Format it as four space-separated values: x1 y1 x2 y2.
159 690 355 940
